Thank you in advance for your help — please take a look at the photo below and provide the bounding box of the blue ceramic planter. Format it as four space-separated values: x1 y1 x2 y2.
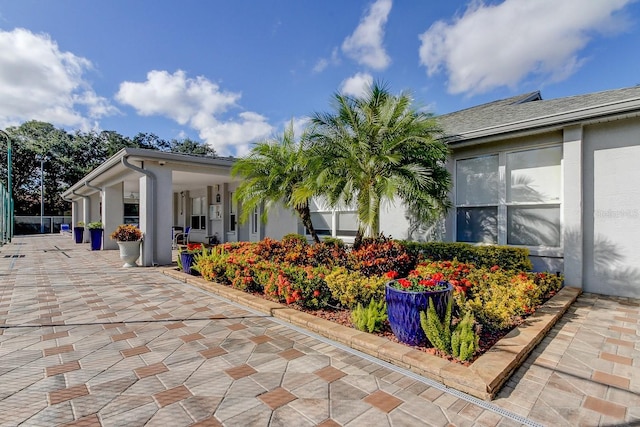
180 252 195 275
89 228 103 251
385 281 453 346
73 227 84 244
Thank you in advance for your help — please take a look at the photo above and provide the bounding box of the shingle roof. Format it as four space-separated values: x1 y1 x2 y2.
438 86 640 142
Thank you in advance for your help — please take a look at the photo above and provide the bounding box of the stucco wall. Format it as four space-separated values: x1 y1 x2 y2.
583 118 640 298
264 204 299 239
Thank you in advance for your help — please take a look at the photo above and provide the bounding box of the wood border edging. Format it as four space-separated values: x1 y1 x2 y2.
162 268 581 400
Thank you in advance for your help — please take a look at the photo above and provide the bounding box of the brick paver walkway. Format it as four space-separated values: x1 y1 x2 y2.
0 234 638 426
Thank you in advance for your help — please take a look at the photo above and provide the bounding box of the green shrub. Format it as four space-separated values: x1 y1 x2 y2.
351 298 387 333
420 296 452 353
451 310 479 361
324 267 387 308
401 241 532 271
194 246 230 282
464 268 563 330
321 237 345 248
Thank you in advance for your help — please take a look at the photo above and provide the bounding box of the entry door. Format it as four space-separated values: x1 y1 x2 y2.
249 206 261 242
226 191 238 242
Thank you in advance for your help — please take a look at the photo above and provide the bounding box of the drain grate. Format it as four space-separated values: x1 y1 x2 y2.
3 255 25 258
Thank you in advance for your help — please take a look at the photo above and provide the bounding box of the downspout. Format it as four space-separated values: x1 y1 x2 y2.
121 156 157 266
85 181 102 195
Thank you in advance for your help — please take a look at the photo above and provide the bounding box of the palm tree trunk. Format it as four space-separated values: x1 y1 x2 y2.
296 203 321 244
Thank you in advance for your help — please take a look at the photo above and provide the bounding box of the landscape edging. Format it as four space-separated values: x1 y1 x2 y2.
162 268 580 400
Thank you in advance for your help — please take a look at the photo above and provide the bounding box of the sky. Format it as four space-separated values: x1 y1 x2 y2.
1 0 639 156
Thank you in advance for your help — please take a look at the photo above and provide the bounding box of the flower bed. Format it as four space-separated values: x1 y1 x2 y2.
188 235 564 363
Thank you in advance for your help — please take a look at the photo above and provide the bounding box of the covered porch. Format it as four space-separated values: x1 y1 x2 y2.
61 148 270 266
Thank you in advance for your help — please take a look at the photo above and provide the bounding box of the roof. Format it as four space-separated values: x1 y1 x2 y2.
438 86 640 144
61 148 237 199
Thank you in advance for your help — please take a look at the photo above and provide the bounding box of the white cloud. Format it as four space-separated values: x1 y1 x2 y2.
419 0 634 95
342 0 392 70
289 116 310 138
313 48 340 73
116 70 273 155
340 72 373 98
0 28 117 129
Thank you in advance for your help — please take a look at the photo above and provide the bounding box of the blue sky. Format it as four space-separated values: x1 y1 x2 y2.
1 0 639 155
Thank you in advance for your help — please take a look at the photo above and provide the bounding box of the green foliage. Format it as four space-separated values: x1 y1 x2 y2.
400 241 533 271
87 221 103 229
451 310 479 361
464 268 564 330
231 122 322 243
309 82 452 239
420 297 479 361
324 267 387 308
348 235 415 277
321 237 345 248
420 296 452 354
1 121 215 216
351 298 387 333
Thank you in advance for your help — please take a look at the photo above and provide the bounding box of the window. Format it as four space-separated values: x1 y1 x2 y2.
455 146 562 248
191 196 206 230
307 209 359 237
252 207 258 234
229 192 236 232
456 155 498 243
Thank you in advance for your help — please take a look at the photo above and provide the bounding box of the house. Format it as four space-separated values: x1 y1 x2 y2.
62 86 640 298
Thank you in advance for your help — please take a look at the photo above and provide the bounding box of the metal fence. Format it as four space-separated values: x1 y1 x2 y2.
14 216 72 235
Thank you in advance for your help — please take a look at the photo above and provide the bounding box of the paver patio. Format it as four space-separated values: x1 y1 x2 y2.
0 234 638 426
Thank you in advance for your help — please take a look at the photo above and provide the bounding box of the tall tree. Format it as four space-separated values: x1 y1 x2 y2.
309 82 452 239
0 121 218 216
231 122 321 243
169 138 216 157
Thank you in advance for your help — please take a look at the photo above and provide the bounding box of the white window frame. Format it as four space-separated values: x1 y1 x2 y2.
454 143 563 253
190 196 206 230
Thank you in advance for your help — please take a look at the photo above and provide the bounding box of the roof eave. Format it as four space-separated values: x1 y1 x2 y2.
445 97 640 147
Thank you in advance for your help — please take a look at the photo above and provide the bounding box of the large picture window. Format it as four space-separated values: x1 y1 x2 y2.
456 146 562 248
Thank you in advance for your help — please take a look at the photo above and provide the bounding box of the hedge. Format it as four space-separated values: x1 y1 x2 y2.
399 241 533 271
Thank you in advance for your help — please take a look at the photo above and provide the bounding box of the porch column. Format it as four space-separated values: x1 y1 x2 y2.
102 182 124 250
563 125 583 288
139 163 173 266
82 196 93 243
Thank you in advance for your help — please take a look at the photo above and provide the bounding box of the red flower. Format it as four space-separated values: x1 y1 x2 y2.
313 290 321 297
397 278 411 288
490 265 500 272
385 271 399 279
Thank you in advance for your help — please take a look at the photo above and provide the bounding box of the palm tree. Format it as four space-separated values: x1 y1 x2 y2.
231 122 322 243
308 81 451 240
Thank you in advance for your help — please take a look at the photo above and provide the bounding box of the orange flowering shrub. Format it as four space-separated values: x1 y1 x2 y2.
263 264 330 309
348 236 415 277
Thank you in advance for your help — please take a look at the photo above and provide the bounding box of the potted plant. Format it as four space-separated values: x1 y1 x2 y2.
178 243 204 275
384 270 453 346
74 221 85 244
87 221 104 251
110 224 143 267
